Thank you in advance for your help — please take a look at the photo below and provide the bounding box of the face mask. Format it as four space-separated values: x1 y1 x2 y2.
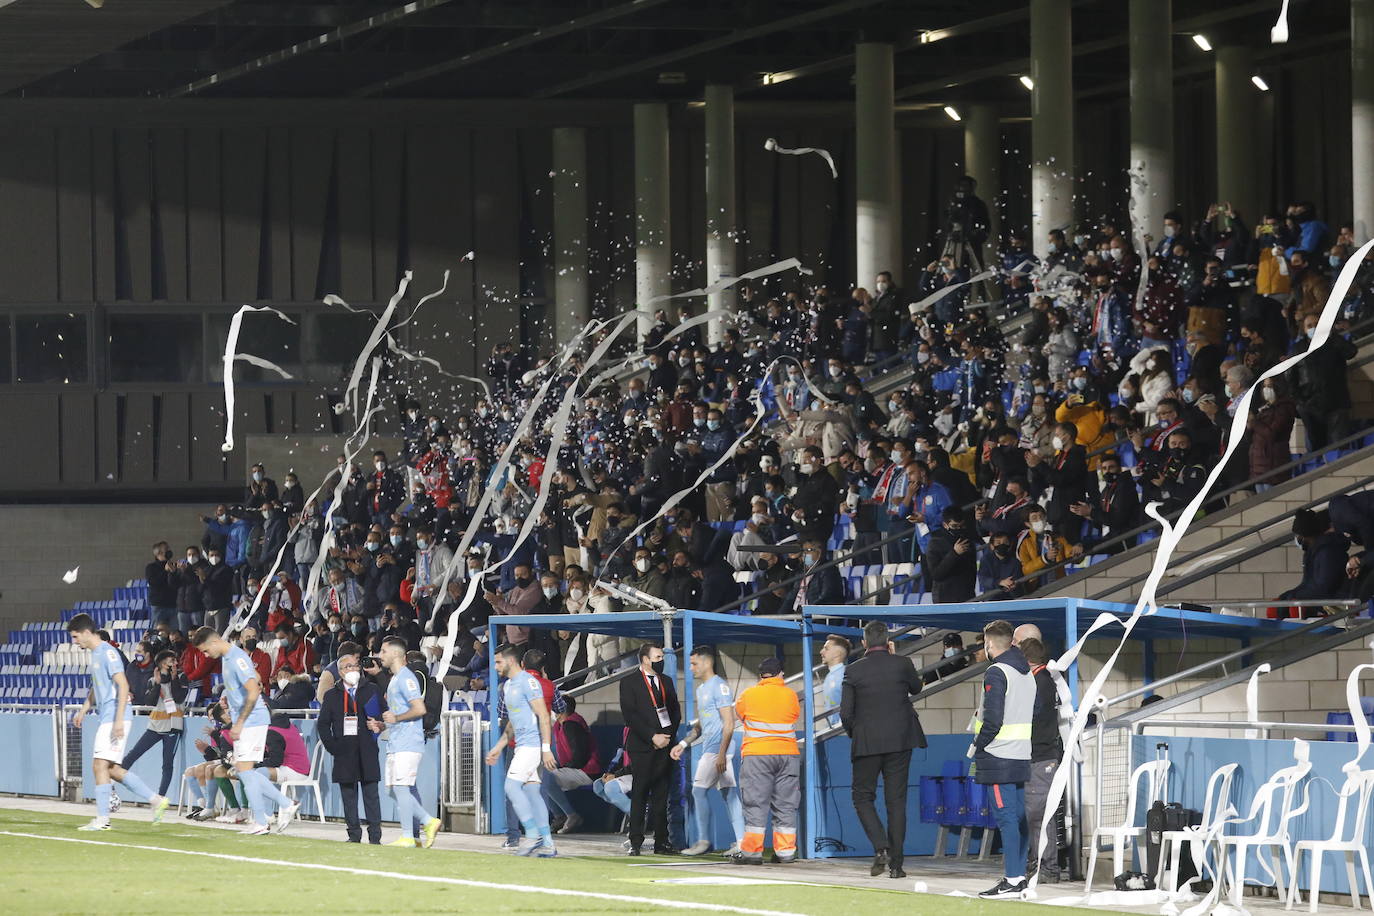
706 419 720 431
1158 417 1172 428
802 552 816 567
208 556 221 566
186 555 199 565
1163 225 1176 239
285 479 296 488
629 388 643 399
941 265 955 275
366 541 380 552
217 513 228 523
389 535 402 547
374 461 386 471
327 621 340 633
1262 387 1276 404
1051 436 1065 451
943 646 960 658
693 417 706 428
1181 388 1196 404
828 366 842 378
415 538 428 550
1106 248 1121 261
916 350 931 365
650 659 666 675
875 281 889 293
569 588 585 601
1171 446 1189 458
351 623 364 635
341 670 360 688
542 585 559 599
635 558 651 573
1031 404 1046 417
1031 520 1047 533
799 462 815 475
993 545 1012 559
1330 255 1343 268
1306 327 1316 339
1047 242 1057 253
1103 471 1120 483
1072 376 1088 391
252 471 263 482
515 576 532 588
277 678 289 689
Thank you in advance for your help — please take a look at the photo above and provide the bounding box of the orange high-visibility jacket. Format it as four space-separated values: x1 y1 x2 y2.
735 676 800 756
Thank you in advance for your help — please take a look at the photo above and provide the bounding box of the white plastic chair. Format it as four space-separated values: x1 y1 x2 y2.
1285 769 1374 912
1157 762 1239 892
280 742 326 823
1086 758 1172 894
1221 759 1312 907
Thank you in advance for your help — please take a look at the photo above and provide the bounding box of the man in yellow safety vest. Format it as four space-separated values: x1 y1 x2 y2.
733 656 800 864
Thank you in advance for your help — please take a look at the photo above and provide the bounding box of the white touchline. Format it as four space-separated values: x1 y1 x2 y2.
0 832 807 916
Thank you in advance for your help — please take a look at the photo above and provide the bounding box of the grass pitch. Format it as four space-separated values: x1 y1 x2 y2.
1 808 1088 914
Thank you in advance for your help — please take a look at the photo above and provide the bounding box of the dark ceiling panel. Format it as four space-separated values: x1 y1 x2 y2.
0 0 235 95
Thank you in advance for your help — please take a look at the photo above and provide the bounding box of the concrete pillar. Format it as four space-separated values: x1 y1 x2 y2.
855 42 897 289
1215 46 1257 232
634 102 671 338
1030 0 1074 258
964 103 1001 262
1129 0 1173 250
551 127 590 346
704 84 736 344
1354 0 1374 242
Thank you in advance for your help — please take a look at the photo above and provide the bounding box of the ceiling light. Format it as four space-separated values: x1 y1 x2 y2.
943 106 961 121
1192 34 1213 52
1019 75 1034 91
1251 74 1270 91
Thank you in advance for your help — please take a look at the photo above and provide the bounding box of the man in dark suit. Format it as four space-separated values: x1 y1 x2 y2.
317 651 384 843
839 620 925 879
781 540 846 614
618 643 681 855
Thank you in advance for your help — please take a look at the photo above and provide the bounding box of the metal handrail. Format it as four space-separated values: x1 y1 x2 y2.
1088 474 1374 600
1099 603 1365 710
1133 718 1361 737
1106 614 1374 728
1012 426 1374 595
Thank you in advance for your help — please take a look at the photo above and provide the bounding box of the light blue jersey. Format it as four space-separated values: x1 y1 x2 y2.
385 667 427 754
696 675 735 754
222 645 270 728
91 643 129 724
503 671 544 748
820 663 845 727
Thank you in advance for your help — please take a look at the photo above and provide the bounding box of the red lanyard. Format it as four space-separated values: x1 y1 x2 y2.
641 670 662 707
343 689 355 717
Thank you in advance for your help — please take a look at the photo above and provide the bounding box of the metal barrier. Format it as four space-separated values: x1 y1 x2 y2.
441 710 486 832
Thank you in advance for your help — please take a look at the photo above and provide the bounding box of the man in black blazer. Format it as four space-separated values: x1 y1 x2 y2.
618 643 681 855
840 620 925 879
317 651 384 843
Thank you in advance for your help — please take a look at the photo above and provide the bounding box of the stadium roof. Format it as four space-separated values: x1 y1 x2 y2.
0 0 1348 101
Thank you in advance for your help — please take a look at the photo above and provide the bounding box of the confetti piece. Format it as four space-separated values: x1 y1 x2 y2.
62 567 79 584
763 137 838 179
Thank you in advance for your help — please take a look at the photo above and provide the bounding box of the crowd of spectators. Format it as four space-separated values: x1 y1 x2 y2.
127 193 1374 697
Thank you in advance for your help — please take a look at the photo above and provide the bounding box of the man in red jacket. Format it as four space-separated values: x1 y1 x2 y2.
178 641 221 695
272 622 318 678
541 696 601 834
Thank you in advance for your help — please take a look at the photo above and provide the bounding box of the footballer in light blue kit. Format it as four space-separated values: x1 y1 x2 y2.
670 647 746 856
818 635 850 728
378 636 441 848
68 614 171 830
484 645 558 857
194 627 299 835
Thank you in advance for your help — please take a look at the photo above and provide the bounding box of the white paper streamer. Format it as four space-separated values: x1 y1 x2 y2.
62 567 79 584
1028 239 1374 895
334 271 412 418
1244 663 1272 739
391 269 451 331
1271 0 1290 43
763 137 838 179
1342 663 1374 774
232 353 293 379
219 305 298 453
385 335 492 398
641 257 813 307
909 268 998 314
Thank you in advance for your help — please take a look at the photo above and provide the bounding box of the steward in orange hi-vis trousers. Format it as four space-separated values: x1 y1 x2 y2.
733 656 800 865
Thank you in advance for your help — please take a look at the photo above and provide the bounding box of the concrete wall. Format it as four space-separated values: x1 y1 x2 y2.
0 504 205 635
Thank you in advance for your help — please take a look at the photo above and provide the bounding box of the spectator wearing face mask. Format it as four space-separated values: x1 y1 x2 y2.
1142 429 1208 516
783 540 845 613
485 563 543 647
1277 509 1349 613
1068 453 1139 552
401 524 452 630
270 664 315 709
1248 378 1297 491
245 463 279 510
318 651 384 843
920 256 970 327
262 570 303 633
1016 506 1075 584
979 532 1023 597
1020 394 1055 457
251 503 289 580
1128 347 1176 427
1025 422 1094 547
664 551 703 611
792 446 841 543
358 530 404 625
869 273 904 363
272 622 319 679
365 451 405 527
195 548 235 632
201 503 253 569
1289 311 1357 450
925 510 978 603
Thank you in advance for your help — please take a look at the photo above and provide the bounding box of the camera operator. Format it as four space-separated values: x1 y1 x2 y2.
940 175 991 267
119 649 188 798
